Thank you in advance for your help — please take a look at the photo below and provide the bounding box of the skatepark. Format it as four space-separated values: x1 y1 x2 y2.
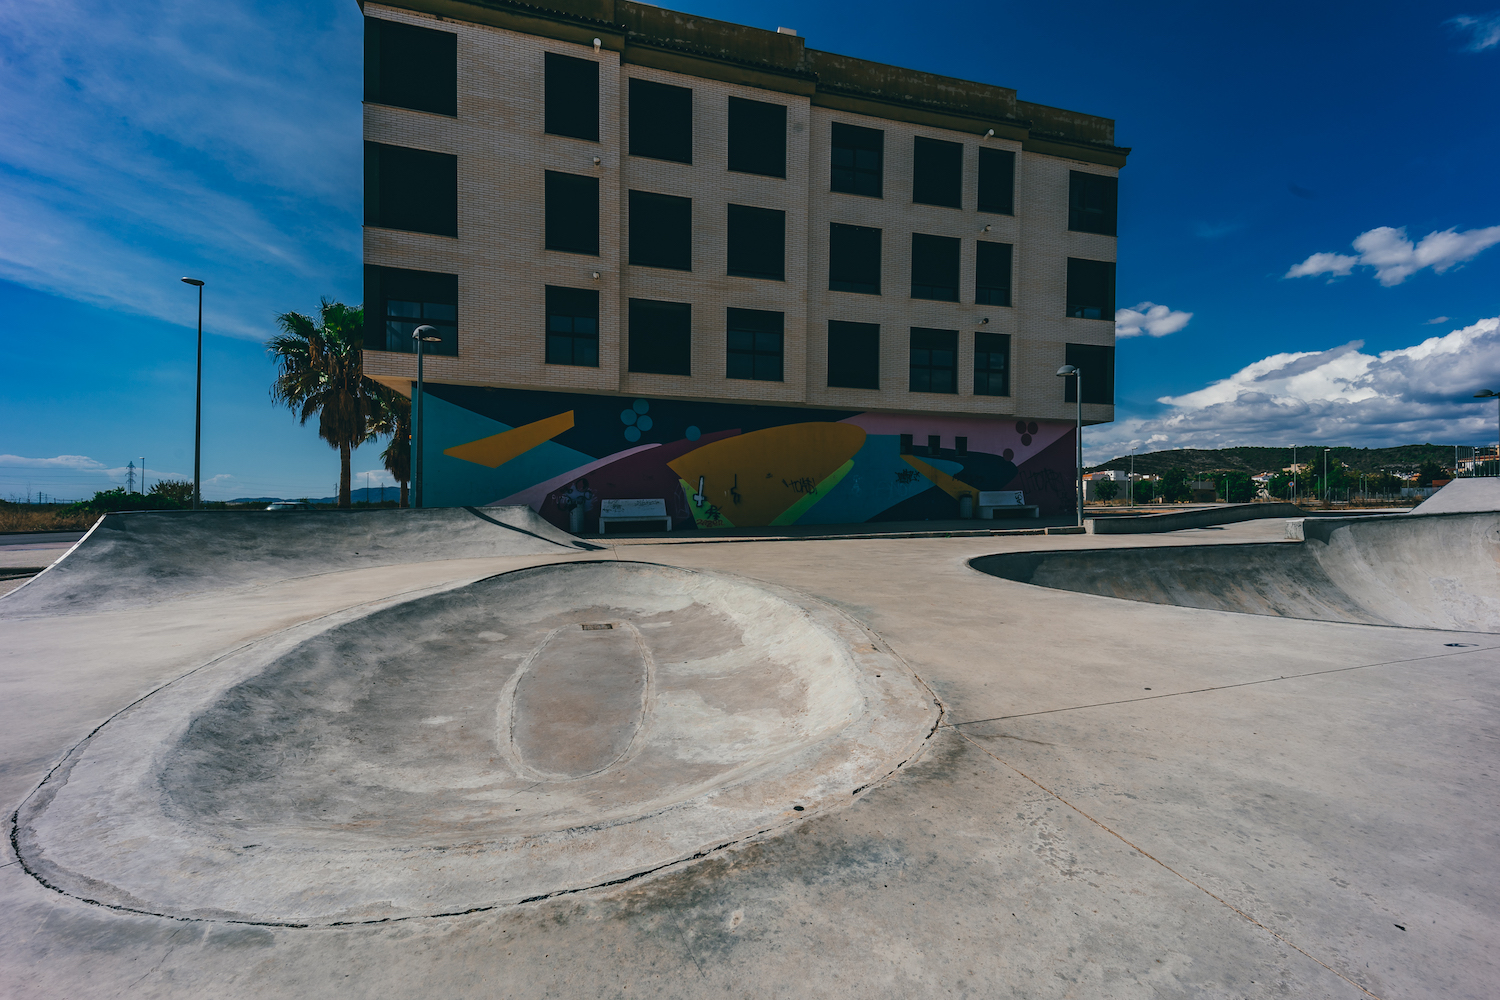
2 482 1497 997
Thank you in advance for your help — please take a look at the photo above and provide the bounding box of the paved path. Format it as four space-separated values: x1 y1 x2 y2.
1 513 1495 998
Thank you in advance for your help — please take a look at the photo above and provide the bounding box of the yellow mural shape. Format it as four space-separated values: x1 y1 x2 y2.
668 422 866 526
443 411 575 468
900 454 979 501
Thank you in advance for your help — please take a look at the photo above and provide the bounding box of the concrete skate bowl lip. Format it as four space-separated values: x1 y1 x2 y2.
12 560 941 927
0 505 599 618
968 511 1500 633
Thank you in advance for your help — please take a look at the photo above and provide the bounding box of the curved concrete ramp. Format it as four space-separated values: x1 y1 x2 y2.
0 506 595 617
972 511 1500 631
1412 477 1500 515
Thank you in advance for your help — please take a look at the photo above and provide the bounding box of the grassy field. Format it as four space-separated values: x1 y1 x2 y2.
0 506 100 533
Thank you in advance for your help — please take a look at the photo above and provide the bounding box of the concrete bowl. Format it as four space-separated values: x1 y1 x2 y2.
14 560 939 926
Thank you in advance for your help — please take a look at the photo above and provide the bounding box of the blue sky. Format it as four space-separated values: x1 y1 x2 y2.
2 1 1499 500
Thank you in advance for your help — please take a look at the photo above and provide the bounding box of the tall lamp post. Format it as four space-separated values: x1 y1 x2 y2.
1323 448 1331 504
1477 390 1499 476
411 325 444 508
1056 365 1084 527
180 278 205 509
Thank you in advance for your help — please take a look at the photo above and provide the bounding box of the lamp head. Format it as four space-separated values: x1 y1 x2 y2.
1475 389 1498 398
412 324 442 343
180 277 204 287
1056 365 1079 377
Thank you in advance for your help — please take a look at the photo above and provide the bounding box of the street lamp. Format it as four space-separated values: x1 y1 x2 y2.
411 324 444 509
1323 448 1331 504
1477 390 1499 476
1056 364 1083 527
180 277 205 510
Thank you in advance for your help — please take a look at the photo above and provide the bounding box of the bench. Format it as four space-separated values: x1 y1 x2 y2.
978 490 1040 519
598 498 673 534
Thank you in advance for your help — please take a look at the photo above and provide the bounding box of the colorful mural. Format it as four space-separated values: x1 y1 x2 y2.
418 383 1078 530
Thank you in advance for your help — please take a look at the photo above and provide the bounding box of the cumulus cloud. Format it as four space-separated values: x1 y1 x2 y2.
1085 316 1500 464
1449 12 1500 50
1115 302 1193 338
1287 225 1500 286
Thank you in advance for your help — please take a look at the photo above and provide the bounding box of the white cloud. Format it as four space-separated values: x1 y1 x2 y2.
1286 225 1500 286
0 1 361 340
1085 317 1500 464
1449 12 1500 50
0 454 107 470
1115 302 1193 338
1426 316 1451 324
1285 251 1358 280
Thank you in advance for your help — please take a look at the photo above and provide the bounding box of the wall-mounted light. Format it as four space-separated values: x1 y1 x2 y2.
981 224 992 233
591 271 600 280
593 37 602 53
593 156 602 166
980 317 990 325
984 128 994 138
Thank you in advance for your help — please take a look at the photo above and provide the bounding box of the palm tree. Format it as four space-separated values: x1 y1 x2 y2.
268 300 376 509
367 385 411 507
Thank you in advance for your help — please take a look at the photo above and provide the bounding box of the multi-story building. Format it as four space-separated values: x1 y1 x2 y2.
360 0 1129 529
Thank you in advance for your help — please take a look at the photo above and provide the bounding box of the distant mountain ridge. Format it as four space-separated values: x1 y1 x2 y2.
1087 444 1467 476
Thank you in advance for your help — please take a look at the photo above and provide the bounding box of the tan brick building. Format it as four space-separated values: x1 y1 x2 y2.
360 0 1128 527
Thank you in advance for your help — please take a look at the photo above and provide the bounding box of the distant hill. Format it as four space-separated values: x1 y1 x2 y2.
229 486 401 506
1087 444 1464 476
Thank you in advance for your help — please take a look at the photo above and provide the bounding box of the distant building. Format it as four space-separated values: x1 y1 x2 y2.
360 1 1129 529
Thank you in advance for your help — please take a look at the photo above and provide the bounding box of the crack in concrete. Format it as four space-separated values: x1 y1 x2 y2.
954 728 1386 999
946 642 1499 727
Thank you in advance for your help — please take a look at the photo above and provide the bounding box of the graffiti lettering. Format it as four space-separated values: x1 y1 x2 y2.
781 477 817 495
893 469 921 485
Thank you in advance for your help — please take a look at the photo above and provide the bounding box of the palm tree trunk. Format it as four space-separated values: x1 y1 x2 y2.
340 443 352 508
399 480 409 508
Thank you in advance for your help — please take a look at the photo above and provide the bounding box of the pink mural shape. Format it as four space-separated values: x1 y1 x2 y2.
487 443 661 510
838 413 1071 465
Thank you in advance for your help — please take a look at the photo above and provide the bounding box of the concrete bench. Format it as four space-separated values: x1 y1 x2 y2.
598 498 672 534
978 490 1040 519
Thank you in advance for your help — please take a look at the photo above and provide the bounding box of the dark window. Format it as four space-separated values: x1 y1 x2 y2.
910 233 960 301
912 137 962 208
975 241 1013 306
974 332 1010 396
545 286 599 367
909 328 958 394
1063 343 1115 404
827 320 880 390
977 148 1015 215
1068 171 1118 236
899 434 913 454
364 265 458 356
629 190 692 270
1066 258 1115 319
829 223 881 294
726 308 784 382
727 205 785 280
831 122 883 197
628 298 691 375
365 18 457 116
956 436 968 456
728 97 786 177
927 435 942 455
544 52 599 141
629 78 692 163
365 142 458 237
544 171 599 255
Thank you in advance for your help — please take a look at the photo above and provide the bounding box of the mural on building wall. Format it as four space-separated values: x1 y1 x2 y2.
419 383 1078 529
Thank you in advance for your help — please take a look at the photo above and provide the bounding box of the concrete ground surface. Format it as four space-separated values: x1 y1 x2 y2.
2 511 1497 998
